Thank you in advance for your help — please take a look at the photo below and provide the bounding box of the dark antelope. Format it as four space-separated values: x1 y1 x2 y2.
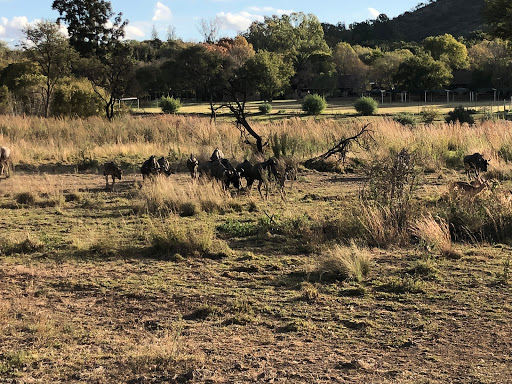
103 162 122 190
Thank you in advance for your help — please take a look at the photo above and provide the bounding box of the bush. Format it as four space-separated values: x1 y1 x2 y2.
159 96 181 114
51 82 102 118
302 94 326 115
420 107 439 124
445 106 475 125
393 112 417 126
354 97 378 116
258 103 272 114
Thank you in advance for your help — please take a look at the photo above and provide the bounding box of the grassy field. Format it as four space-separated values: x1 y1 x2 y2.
131 98 512 121
1 114 512 383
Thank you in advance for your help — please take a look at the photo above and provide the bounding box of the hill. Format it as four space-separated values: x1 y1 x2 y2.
322 0 486 46
389 0 486 42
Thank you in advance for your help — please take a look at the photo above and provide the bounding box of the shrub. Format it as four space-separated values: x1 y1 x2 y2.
15 192 36 206
159 96 181 114
420 107 439 124
360 148 422 247
354 97 378 116
377 276 425 294
302 94 326 115
393 112 417 126
258 103 272 114
445 106 475 125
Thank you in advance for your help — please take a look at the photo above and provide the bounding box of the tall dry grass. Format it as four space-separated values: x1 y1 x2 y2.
135 176 234 216
410 213 461 258
315 241 373 282
1 114 512 173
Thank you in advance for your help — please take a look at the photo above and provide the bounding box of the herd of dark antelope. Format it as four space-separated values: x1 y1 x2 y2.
99 147 294 198
0 145 497 199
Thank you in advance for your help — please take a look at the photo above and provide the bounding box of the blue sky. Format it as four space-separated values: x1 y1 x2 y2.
0 0 423 47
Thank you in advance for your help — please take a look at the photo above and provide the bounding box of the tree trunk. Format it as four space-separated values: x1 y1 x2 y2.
228 103 263 153
238 115 263 153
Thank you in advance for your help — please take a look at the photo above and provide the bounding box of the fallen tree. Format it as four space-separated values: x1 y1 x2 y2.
304 123 373 170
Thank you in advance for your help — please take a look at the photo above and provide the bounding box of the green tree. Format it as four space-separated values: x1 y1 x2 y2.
21 20 76 117
485 0 512 40
332 42 369 93
422 34 469 70
245 12 330 58
133 64 167 99
170 44 226 120
244 51 294 101
51 79 102 118
0 85 9 114
468 39 512 88
369 49 413 90
394 54 453 90
80 43 135 120
0 61 44 115
53 0 133 120
52 0 127 58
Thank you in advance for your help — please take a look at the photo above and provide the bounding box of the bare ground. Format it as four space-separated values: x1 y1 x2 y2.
0 170 511 383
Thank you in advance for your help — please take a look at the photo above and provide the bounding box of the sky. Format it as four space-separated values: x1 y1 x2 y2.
0 0 424 47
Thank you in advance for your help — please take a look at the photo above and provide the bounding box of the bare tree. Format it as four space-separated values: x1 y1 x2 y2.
197 17 222 43
166 25 178 41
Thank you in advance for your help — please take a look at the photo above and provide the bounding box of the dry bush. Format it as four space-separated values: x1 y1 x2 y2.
360 148 422 247
315 241 373 282
410 214 461 258
299 281 320 302
0 234 45 255
437 186 512 244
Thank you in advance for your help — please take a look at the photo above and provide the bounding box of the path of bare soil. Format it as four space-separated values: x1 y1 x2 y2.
0 169 511 383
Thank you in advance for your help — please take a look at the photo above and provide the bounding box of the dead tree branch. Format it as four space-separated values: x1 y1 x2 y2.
304 123 374 169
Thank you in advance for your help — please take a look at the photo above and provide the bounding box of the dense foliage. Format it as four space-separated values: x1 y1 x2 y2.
0 0 509 120
159 96 181 114
354 97 378 116
302 94 327 115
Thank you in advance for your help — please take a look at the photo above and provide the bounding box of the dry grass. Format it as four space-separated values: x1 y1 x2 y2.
135 175 233 216
410 213 461 258
316 241 373 282
2 113 512 383
1 115 512 175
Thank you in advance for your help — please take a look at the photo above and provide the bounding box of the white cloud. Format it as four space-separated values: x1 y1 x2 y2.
216 11 264 32
124 24 145 39
216 6 294 33
248 6 294 15
368 8 381 18
153 2 172 22
0 16 31 46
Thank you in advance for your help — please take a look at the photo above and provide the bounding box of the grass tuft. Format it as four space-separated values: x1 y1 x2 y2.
316 241 372 282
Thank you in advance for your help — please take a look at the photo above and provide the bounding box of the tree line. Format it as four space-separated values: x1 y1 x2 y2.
0 0 511 124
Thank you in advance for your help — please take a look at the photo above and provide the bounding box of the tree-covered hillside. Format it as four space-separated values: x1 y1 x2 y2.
390 0 485 42
323 0 486 47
